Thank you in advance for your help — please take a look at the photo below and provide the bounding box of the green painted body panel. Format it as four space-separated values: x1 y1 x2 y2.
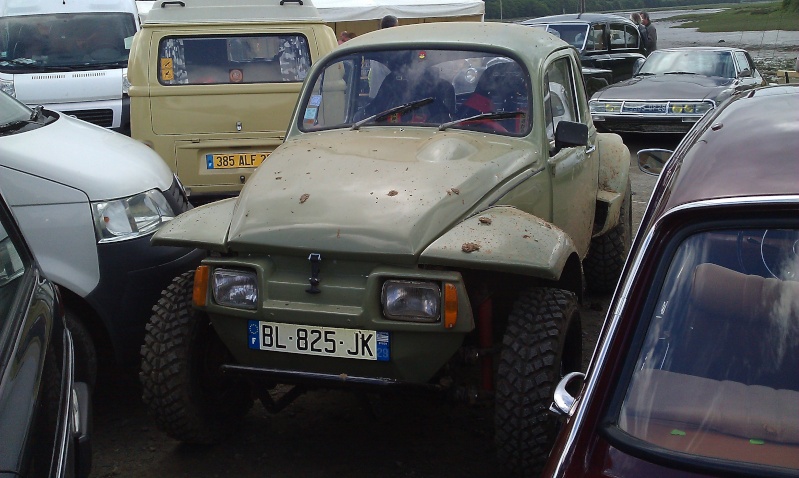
151 198 236 252
201 256 474 382
419 206 576 280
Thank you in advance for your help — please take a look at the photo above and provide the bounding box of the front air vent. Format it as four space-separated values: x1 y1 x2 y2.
63 109 114 127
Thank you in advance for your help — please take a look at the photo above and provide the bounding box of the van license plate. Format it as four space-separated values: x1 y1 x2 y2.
206 152 269 169
248 321 390 361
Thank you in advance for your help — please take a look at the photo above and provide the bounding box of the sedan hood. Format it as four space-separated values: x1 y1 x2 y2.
0 113 174 201
594 74 735 101
227 129 536 260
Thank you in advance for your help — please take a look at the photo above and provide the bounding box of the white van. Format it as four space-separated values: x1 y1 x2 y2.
0 0 139 134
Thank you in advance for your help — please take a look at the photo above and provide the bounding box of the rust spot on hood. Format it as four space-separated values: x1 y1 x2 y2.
478 216 492 225
461 242 480 253
299 193 310 204
388 190 399 196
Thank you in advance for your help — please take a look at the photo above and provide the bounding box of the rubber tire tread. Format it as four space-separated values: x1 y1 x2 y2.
584 180 632 293
66 310 98 390
140 271 252 444
494 287 579 477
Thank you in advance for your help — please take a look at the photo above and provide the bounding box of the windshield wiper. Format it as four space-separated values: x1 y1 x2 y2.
351 97 434 130
664 71 698 75
438 111 524 131
635 72 655 76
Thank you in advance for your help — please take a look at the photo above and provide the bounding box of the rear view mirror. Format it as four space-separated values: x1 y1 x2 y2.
637 148 672 176
632 57 645 76
737 68 752 78
553 120 588 154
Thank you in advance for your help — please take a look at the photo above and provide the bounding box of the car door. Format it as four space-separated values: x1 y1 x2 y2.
544 54 597 256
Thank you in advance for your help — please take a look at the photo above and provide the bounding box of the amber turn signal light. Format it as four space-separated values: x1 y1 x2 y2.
444 283 458 329
193 265 210 306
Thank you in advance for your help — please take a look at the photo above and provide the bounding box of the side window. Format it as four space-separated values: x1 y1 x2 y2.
586 24 606 51
609 23 627 48
625 24 640 48
733 51 751 74
0 217 28 324
158 34 311 86
544 57 578 142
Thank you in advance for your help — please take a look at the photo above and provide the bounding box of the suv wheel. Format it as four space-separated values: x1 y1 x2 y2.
140 271 253 443
494 287 582 477
584 180 632 293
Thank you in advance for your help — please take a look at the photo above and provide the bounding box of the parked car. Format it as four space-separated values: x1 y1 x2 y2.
138 21 633 477
0 90 203 389
0 186 91 478
543 84 799 478
589 46 767 134
128 0 338 202
520 13 647 86
0 0 140 134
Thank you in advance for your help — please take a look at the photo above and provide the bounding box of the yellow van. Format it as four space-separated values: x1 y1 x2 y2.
128 0 337 201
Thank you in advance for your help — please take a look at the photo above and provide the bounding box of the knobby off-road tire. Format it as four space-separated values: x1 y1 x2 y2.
140 271 253 444
66 310 97 390
584 180 633 293
495 287 582 477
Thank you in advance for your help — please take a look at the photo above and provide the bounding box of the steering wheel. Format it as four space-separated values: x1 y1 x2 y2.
738 229 799 280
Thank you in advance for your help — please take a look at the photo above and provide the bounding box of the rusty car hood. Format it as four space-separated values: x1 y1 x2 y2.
593 74 735 101
226 129 538 260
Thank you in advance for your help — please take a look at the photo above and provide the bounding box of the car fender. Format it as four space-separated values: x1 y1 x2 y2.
595 132 630 236
419 206 578 281
151 197 236 253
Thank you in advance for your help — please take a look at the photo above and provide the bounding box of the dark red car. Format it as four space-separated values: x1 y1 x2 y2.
543 84 799 478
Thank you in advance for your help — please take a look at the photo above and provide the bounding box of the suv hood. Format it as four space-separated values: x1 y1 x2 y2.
0 113 174 201
595 74 734 101
227 129 536 260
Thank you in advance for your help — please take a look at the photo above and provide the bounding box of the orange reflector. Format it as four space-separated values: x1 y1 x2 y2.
444 283 458 329
193 265 210 306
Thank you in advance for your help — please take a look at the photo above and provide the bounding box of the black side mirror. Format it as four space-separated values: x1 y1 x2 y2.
637 148 672 176
553 120 588 155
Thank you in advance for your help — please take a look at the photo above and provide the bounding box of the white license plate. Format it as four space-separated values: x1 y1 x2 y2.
248 320 390 361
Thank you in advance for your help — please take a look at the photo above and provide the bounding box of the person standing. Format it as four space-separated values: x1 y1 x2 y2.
629 12 649 54
640 12 657 55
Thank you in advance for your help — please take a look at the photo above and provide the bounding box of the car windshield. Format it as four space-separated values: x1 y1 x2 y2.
0 90 33 126
639 50 737 78
616 227 799 472
0 12 136 73
298 49 532 136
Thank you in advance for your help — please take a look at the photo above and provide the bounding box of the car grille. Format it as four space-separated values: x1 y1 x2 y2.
599 118 694 134
164 177 193 213
62 109 114 128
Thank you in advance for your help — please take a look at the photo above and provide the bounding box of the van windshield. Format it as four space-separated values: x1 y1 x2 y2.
0 12 137 73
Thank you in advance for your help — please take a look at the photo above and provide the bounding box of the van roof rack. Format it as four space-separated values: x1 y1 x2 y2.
143 0 322 25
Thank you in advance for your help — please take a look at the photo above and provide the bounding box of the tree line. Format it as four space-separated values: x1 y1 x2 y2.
485 0 792 20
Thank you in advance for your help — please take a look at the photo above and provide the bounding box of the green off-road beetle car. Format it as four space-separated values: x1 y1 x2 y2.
140 22 632 476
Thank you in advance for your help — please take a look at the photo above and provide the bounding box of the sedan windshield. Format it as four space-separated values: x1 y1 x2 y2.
0 90 33 127
639 50 736 78
0 12 136 73
298 49 531 136
617 227 799 472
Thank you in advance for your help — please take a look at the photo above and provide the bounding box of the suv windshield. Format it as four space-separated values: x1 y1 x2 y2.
298 49 531 136
617 227 799 472
0 12 136 73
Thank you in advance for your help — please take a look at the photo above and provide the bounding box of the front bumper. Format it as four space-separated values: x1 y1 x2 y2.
87 237 205 366
200 255 476 385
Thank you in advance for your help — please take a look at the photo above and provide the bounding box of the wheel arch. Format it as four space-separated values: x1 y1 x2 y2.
594 132 631 236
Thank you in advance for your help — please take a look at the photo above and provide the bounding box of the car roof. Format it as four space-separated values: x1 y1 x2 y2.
659 85 799 212
337 22 567 62
143 0 323 24
520 13 634 25
655 46 747 54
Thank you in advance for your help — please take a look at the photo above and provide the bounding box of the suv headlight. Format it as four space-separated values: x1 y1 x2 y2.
382 280 440 322
92 189 176 243
0 78 15 97
213 268 258 309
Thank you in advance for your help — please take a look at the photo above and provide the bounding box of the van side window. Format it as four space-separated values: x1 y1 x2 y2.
158 34 311 86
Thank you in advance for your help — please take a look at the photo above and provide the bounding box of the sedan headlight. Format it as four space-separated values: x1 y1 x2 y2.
669 101 713 115
213 268 258 309
92 189 175 243
589 101 622 114
0 78 15 97
382 280 440 322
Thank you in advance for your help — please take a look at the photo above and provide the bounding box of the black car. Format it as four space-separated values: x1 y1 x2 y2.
521 13 647 88
589 46 767 134
0 188 91 477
